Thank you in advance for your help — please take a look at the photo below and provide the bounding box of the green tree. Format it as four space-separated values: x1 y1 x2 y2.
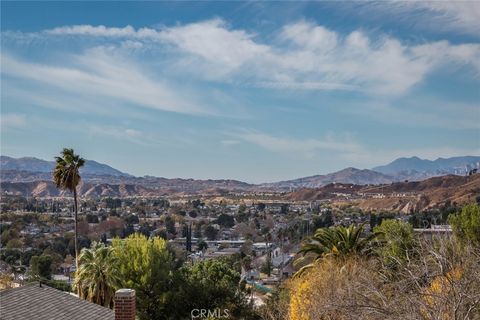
74 242 120 307
238 204 247 214
216 214 235 228
53 148 85 275
374 219 415 267
197 239 208 252
177 259 251 319
204 224 218 240
112 234 176 320
165 216 176 235
300 223 376 258
29 254 53 280
448 203 480 246
296 223 377 276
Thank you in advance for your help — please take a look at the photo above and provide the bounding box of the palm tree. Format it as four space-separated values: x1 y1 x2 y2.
295 223 377 276
74 242 120 307
53 148 85 273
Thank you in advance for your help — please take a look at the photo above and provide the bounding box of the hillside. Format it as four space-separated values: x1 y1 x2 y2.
261 168 393 190
287 174 480 212
0 181 161 198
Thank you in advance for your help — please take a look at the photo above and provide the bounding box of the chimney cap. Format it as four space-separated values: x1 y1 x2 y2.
115 289 135 297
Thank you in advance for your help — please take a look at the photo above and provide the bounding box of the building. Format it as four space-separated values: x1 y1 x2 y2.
0 282 136 320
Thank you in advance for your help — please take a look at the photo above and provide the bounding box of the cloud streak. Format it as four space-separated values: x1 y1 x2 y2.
229 129 364 158
2 48 216 116
1 113 27 131
5 19 480 96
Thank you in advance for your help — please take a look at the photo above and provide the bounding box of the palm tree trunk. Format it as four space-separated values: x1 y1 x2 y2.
73 187 79 294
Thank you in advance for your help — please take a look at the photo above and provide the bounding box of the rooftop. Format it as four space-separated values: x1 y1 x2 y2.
0 282 114 320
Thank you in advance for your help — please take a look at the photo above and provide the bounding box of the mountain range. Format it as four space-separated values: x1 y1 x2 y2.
373 156 480 176
0 156 132 177
1 155 479 196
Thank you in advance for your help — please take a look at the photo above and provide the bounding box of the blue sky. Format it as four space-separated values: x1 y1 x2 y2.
1 1 479 183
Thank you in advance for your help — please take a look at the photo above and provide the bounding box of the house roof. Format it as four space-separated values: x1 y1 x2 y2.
0 282 114 320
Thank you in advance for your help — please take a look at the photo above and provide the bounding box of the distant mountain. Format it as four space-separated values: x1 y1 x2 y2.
260 167 394 190
0 156 132 177
2 154 479 197
373 156 480 176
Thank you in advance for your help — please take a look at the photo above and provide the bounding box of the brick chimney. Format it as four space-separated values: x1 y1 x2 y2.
114 289 135 320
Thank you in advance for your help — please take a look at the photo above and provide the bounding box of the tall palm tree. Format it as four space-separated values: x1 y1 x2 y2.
295 223 377 276
53 148 85 273
74 242 120 307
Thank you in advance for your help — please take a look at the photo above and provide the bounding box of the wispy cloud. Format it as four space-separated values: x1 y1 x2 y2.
229 129 364 158
87 124 156 146
220 139 240 146
4 19 479 96
346 1 480 36
340 99 480 130
227 129 480 169
1 113 27 131
2 48 217 116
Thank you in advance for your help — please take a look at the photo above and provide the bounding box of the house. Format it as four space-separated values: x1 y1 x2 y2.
0 282 136 320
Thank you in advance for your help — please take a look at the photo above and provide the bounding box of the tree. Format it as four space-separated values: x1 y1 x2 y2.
29 254 53 280
216 214 235 228
448 203 480 246
53 148 85 276
112 234 176 320
312 211 334 230
238 204 247 214
256 203 266 211
74 242 120 307
194 222 203 238
197 239 208 252
204 225 218 240
165 216 176 235
374 219 415 267
297 223 377 275
177 259 252 319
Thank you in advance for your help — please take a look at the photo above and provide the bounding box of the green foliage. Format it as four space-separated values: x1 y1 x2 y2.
448 203 480 246
374 219 415 267
74 242 121 307
165 216 176 235
177 258 253 319
1 249 21 266
300 223 376 259
238 204 247 214
204 224 218 240
86 214 99 223
312 211 334 229
53 148 85 192
112 234 176 320
296 224 376 276
256 203 266 211
1 228 19 247
124 214 139 225
29 254 53 280
216 213 235 228
197 239 208 251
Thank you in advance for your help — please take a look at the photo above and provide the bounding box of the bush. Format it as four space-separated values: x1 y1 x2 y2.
374 219 415 268
448 203 480 246
282 237 480 320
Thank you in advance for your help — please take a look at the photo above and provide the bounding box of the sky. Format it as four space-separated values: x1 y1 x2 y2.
1 1 479 183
